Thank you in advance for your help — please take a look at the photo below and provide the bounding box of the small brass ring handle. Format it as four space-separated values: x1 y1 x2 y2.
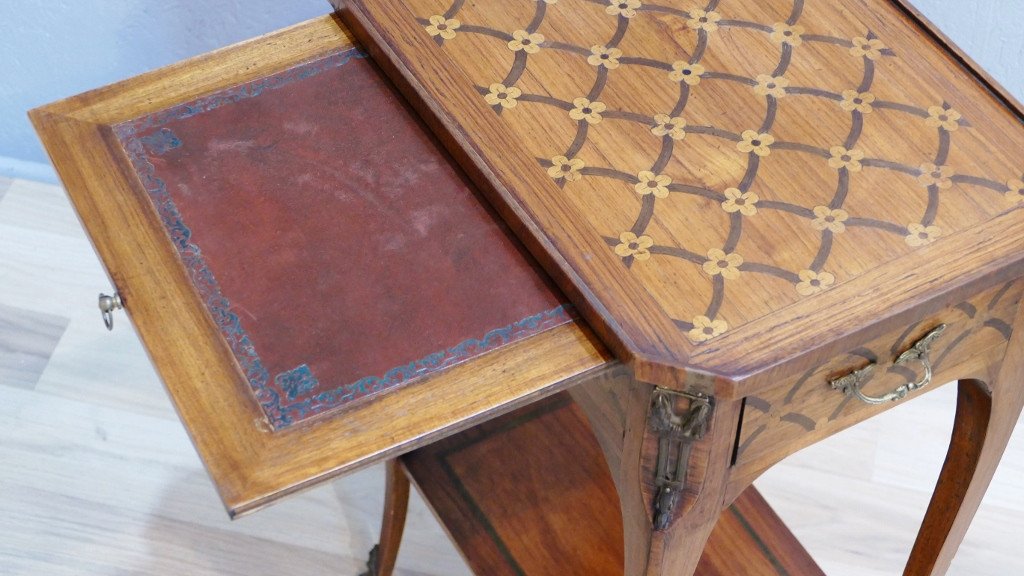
98 292 123 331
830 324 947 405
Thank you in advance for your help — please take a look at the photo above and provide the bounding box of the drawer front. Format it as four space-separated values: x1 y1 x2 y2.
733 279 1022 476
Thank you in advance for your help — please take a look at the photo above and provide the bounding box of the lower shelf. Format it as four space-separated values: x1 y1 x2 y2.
402 392 824 575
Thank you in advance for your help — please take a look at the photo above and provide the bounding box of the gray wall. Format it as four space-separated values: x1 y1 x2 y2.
1 0 324 179
920 0 1023 96
1 0 1021 180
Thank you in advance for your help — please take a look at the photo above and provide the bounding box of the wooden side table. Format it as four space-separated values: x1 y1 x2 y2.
30 3 1024 575
32 15 808 572
336 0 1024 573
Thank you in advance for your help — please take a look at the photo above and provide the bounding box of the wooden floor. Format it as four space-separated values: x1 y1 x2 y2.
1 175 1022 575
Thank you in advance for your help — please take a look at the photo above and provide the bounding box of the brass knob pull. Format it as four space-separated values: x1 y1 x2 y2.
830 324 947 405
98 292 123 331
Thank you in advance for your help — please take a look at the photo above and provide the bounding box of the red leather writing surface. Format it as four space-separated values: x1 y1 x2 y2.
115 49 568 429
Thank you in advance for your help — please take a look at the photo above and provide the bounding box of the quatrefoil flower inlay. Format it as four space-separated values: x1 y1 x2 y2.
635 171 671 198
614 232 654 261
569 97 606 124
508 30 545 53
484 83 522 109
687 10 721 32
669 62 705 85
425 15 460 40
738 130 775 157
605 0 641 18
703 249 743 280
796 270 836 296
754 75 789 98
828 146 865 172
840 90 876 113
906 223 942 246
918 163 954 189
547 155 584 182
851 36 886 60
688 316 729 343
588 45 622 68
771 23 805 46
424 0 1024 344
926 105 962 131
812 207 849 233
651 114 687 140
722 188 759 216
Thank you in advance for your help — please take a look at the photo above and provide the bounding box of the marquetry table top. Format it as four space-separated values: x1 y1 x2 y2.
342 0 1024 391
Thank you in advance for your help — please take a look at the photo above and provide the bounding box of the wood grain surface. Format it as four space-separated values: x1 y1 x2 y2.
338 0 1024 393
30 14 611 517
729 279 1022 493
904 295 1024 574
6 175 1024 575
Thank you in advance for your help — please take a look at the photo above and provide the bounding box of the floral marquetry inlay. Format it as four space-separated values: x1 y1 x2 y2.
735 280 1022 467
407 0 1024 345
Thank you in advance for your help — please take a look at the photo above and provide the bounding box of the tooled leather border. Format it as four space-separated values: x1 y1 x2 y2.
113 48 573 430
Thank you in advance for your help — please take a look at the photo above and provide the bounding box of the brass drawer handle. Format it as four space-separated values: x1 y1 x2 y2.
98 292 123 331
830 324 947 405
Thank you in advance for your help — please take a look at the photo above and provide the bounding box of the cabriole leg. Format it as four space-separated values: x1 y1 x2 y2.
905 302 1024 575
570 367 741 576
360 458 410 576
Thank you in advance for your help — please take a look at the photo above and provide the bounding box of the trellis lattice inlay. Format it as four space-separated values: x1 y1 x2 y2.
735 279 1022 465
412 0 1024 344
